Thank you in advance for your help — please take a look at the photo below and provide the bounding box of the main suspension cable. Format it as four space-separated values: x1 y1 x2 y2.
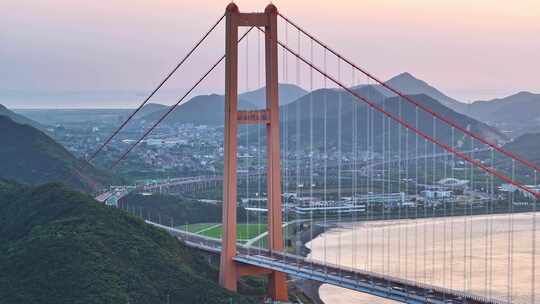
89 13 226 161
277 13 540 174
256 26 540 199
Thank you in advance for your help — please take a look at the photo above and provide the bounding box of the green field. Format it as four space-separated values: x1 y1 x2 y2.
176 223 219 234
180 223 268 241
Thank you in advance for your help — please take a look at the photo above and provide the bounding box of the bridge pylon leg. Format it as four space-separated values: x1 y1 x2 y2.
219 3 288 302
219 2 240 292
264 3 288 302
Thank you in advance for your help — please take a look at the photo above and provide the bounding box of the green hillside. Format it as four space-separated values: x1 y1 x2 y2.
120 193 248 225
0 103 46 130
469 91 540 136
0 182 256 304
0 116 112 192
503 132 540 165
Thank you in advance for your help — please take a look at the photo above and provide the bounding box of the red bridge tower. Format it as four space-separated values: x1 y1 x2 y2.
219 3 288 302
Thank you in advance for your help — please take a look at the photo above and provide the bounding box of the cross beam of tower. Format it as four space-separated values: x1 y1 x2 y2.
219 3 288 301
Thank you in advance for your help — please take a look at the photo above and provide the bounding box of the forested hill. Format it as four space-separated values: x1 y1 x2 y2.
503 132 540 165
120 192 247 225
0 116 112 193
277 91 506 152
0 104 46 131
0 182 256 304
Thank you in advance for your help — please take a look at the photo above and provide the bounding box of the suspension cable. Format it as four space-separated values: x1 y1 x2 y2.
309 36 314 269
110 27 254 168
337 57 343 279
257 27 262 255
489 147 494 299
368 77 374 275
424 138 428 287
442 117 448 291
468 138 474 292
450 126 455 290
463 152 468 293
484 142 490 297
278 23 282 252
323 47 328 274
533 169 537 304
256 27 540 199
415 107 419 283
244 31 250 255
398 91 403 280
382 101 387 281
351 65 358 284
295 28 301 269
89 13 226 161
432 116 436 287
508 159 515 302
277 13 540 174
405 114 410 281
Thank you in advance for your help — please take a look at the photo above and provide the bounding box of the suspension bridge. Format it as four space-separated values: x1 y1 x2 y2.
90 3 540 303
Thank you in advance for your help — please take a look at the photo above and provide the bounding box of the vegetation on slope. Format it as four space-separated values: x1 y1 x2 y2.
119 192 248 225
0 104 46 130
503 132 540 165
0 182 256 304
0 116 113 193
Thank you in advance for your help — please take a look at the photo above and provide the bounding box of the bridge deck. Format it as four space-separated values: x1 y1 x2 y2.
148 221 506 304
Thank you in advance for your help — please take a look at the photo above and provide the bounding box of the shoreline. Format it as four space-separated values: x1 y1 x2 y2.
291 221 334 304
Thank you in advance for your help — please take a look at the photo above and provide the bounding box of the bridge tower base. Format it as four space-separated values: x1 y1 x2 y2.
219 3 288 302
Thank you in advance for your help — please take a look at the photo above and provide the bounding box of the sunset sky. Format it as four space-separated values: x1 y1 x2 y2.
2 0 539 107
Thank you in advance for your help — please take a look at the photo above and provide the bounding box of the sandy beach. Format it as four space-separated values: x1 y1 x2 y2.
307 212 540 304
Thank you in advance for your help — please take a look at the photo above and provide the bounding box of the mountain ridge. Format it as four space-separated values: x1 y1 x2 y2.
362 72 467 113
502 132 540 166
274 90 506 152
0 116 112 192
137 83 307 126
0 104 48 131
468 91 540 136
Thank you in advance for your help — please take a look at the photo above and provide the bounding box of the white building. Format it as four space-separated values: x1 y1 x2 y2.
292 200 366 215
421 189 452 200
352 192 406 207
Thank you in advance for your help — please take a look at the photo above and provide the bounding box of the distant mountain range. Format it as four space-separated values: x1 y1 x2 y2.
7 72 540 142
0 116 112 192
5 72 539 140
378 73 540 137
237 83 308 108
137 94 255 126
132 75 508 152
503 132 540 166
359 72 467 113
136 74 491 132
136 83 307 126
356 73 540 138
467 92 540 136
277 89 505 152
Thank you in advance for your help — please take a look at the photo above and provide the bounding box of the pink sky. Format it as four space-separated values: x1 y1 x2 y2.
2 0 539 107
